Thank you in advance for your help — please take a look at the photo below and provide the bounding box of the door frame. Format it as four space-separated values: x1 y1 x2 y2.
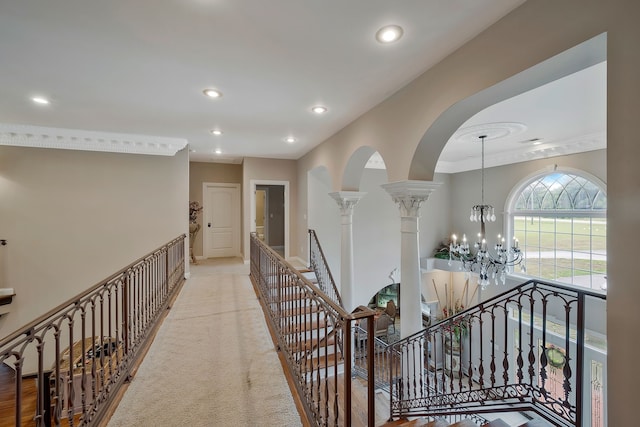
255 187 269 244
250 180 289 259
202 182 241 258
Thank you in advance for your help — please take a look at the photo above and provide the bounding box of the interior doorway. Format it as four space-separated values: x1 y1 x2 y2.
202 182 241 258
250 180 289 259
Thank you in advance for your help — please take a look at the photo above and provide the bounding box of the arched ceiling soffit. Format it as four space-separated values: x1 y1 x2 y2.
342 146 385 191
408 33 607 181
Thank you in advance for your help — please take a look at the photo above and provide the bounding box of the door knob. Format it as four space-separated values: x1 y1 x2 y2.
208 222 211 227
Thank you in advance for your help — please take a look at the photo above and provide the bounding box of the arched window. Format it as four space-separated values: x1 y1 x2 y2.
509 171 606 290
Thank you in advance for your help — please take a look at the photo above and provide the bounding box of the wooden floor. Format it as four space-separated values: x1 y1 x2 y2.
0 363 38 427
310 374 391 427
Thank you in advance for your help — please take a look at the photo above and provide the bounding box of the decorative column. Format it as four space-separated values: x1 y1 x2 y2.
382 180 442 338
329 191 366 312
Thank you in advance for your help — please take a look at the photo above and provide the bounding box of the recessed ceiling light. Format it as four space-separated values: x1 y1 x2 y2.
214 149 222 155
203 88 222 98
211 129 223 136
32 96 50 105
311 105 327 114
285 136 297 144
376 25 404 44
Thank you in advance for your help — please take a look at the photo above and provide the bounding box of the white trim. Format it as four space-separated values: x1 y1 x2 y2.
0 123 188 156
436 131 606 174
202 182 241 258
184 272 191 280
250 179 290 259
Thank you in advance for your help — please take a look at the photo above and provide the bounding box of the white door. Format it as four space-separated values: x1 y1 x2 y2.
203 183 240 258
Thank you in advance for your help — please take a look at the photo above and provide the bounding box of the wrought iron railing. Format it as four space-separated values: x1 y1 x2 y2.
0 235 185 427
353 325 397 392
308 230 343 308
250 233 376 427
387 278 606 427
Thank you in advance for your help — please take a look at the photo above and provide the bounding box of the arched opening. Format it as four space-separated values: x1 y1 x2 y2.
409 33 607 181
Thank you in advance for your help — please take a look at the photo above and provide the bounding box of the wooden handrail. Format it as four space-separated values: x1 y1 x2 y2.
250 233 376 427
0 235 185 345
0 235 186 427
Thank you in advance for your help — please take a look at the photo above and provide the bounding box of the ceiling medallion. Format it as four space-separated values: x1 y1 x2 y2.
453 122 527 144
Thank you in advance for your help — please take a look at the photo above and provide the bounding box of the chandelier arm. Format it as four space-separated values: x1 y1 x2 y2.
449 134 525 287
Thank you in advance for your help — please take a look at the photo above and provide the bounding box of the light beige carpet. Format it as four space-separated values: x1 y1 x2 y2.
107 258 302 427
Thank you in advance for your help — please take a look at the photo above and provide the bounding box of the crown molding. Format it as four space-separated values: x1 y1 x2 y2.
0 123 188 156
436 131 606 174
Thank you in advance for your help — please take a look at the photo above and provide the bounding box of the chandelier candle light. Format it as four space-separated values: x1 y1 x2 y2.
448 135 524 288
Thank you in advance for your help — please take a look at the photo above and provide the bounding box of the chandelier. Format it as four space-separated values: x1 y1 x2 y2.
448 135 524 288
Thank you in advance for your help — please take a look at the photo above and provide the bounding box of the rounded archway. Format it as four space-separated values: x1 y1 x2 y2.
409 33 606 181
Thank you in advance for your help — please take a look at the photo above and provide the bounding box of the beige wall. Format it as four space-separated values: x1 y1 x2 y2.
188 161 243 257
242 157 297 260
0 146 188 338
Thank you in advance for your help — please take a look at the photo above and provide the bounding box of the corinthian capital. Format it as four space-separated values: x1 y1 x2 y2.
381 180 442 218
329 191 367 215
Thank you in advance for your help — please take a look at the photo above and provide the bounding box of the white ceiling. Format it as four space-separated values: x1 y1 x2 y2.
436 61 606 173
0 1 605 170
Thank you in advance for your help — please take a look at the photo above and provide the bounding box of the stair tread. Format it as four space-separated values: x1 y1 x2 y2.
518 420 555 427
380 418 434 426
483 418 510 427
450 420 478 427
280 305 321 317
304 352 342 370
289 335 336 352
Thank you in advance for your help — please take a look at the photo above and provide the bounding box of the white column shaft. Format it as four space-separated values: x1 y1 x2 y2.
329 191 366 312
382 180 442 338
400 215 422 337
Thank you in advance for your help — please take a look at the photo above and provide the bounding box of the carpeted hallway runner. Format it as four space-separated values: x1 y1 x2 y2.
107 258 302 427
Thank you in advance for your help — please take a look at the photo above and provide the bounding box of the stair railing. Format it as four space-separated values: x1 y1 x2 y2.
353 325 399 392
0 235 185 427
308 229 343 308
387 278 606 427
250 233 376 427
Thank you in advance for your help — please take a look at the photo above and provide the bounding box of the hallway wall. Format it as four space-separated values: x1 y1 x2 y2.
0 146 188 338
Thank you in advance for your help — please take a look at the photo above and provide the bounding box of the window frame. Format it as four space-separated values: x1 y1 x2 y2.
504 167 607 290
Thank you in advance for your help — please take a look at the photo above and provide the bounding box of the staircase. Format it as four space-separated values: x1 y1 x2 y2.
250 232 378 426
251 230 604 426
382 419 553 427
